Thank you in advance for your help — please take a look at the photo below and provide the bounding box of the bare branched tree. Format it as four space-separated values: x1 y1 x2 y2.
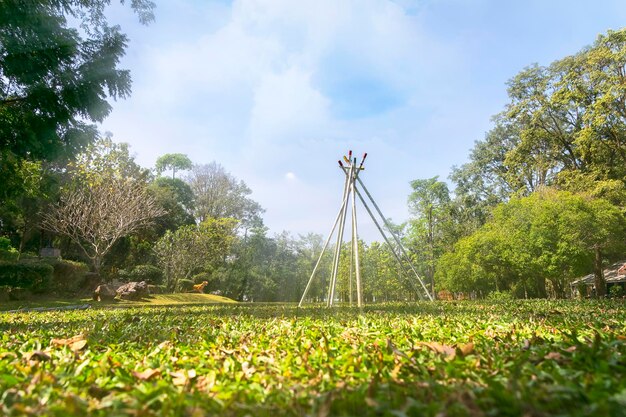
186 162 263 229
42 177 166 273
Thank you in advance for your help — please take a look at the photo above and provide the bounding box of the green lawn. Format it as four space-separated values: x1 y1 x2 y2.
1 300 625 416
116 293 237 306
0 293 236 312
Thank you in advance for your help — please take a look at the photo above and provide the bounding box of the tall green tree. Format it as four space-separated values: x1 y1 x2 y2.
437 189 626 298
455 28 626 215
294 233 329 302
450 28 626 244
0 159 58 256
70 135 149 184
155 153 193 179
230 225 274 301
149 177 196 233
362 241 405 302
0 0 154 161
0 0 154 229
154 218 237 292
407 176 452 296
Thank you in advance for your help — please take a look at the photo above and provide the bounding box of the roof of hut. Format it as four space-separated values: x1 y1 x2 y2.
571 261 626 286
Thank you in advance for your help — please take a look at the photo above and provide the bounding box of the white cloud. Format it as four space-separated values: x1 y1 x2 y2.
101 0 480 238
249 67 331 141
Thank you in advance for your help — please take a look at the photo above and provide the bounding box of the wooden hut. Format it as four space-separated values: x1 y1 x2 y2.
570 261 626 298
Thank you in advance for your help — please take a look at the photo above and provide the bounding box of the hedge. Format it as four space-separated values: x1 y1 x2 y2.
177 279 194 292
44 259 90 293
129 264 163 284
0 261 53 293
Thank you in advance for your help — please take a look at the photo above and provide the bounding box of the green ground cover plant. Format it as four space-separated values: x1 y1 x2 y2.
0 293 236 312
1 300 625 416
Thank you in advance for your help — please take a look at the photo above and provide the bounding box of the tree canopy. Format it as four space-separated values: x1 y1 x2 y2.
186 162 264 230
155 153 193 179
42 138 164 272
0 0 154 162
437 189 626 298
451 29 626 233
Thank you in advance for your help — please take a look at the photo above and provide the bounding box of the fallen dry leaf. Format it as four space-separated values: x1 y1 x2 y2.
132 368 161 381
458 342 475 356
26 350 51 362
195 373 216 392
0 352 18 360
51 335 87 352
544 351 562 360
417 342 457 359
170 369 197 386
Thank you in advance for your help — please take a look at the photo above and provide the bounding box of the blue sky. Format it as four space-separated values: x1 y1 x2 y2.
101 0 626 241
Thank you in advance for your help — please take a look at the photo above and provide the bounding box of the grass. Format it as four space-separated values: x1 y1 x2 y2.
0 293 236 312
1 300 625 416
116 293 237 306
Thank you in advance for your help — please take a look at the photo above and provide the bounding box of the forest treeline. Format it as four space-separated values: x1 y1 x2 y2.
1 1 625 300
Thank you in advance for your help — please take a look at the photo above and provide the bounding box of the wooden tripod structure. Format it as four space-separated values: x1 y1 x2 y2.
298 151 433 307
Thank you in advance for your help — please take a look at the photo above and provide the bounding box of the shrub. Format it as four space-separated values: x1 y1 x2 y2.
176 279 194 292
0 237 12 251
487 290 514 301
44 259 89 293
0 261 53 293
129 264 163 284
609 285 624 298
0 237 18 261
0 285 10 302
147 284 167 294
117 268 131 282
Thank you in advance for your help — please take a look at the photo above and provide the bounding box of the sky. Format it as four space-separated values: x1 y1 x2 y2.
100 0 626 241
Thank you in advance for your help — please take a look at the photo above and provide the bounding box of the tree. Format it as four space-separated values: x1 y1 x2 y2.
436 229 512 297
456 28 626 214
155 153 193 179
42 175 165 273
149 177 195 233
70 135 149 183
0 159 58 257
41 138 164 273
0 0 154 162
0 1 154 226
448 28 626 252
565 196 626 297
449 113 549 232
293 233 329 302
407 176 452 296
186 162 264 230
154 218 237 292
437 189 626 298
361 241 405 302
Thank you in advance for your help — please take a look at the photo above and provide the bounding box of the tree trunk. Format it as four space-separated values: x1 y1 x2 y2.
238 275 248 302
93 256 102 276
593 247 606 298
535 275 547 298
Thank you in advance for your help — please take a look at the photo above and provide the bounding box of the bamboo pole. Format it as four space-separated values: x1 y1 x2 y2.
350 160 362 307
328 163 353 306
298 165 352 307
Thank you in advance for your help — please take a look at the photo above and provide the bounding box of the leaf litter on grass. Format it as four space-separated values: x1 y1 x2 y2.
0 300 625 416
